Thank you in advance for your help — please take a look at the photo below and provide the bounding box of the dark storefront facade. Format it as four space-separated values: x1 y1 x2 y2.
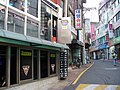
68 39 83 66
0 32 68 89
0 0 69 89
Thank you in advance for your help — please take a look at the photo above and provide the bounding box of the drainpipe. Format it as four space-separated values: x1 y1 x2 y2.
64 0 68 17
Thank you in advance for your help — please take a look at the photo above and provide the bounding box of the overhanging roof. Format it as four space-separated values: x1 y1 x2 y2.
0 29 69 50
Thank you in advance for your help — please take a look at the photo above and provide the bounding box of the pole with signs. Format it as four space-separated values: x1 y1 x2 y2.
75 9 81 30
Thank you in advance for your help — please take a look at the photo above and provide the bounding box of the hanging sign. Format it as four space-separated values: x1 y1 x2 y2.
75 9 81 30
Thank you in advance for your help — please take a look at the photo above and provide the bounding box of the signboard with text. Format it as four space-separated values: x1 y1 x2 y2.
75 9 81 30
58 17 72 44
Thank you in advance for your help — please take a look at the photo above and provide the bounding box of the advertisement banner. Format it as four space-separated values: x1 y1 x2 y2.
58 17 72 44
75 9 81 30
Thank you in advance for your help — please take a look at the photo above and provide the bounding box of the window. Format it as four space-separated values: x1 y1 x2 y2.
113 16 117 22
50 53 56 75
7 12 24 34
0 5 5 29
27 0 38 17
9 0 26 11
20 49 32 80
115 27 120 37
41 2 52 41
27 19 38 38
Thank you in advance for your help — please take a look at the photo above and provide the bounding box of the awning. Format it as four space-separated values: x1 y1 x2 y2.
0 29 69 50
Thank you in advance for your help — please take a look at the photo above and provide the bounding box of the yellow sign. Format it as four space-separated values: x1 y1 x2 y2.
50 54 56 58
21 51 32 56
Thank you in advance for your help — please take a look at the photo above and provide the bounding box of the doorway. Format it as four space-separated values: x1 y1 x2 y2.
40 51 48 78
0 45 7 87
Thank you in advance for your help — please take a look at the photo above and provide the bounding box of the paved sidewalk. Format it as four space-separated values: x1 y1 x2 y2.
48 62 93 90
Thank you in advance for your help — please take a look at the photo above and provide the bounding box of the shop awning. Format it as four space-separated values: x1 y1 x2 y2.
0 29 69 50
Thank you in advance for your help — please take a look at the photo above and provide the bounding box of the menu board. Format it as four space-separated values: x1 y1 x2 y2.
60 50 68 79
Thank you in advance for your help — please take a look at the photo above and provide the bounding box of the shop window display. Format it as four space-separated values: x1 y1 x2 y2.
50 53 56 75
20 49 32 80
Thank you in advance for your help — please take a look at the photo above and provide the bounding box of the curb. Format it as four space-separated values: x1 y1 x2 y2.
72 62 94 85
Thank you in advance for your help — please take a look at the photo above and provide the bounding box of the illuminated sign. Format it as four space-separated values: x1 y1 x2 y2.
21 51 32 56
75 9 81 30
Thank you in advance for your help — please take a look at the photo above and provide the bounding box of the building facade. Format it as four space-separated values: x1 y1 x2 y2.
90 0 120 60
0 0 69 89
67 0 85 66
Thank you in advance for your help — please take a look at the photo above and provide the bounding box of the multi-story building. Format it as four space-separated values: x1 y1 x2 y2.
90 0 120 60
0 0 69 89
67 0 87 66
90 22 99 59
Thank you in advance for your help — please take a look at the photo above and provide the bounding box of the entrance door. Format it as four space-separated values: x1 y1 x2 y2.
40 51 48 78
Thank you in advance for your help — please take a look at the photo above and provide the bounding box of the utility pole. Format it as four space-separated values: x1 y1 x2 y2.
80 0 96 64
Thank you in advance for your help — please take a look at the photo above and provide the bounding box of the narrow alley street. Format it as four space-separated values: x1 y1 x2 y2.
63 60 120 90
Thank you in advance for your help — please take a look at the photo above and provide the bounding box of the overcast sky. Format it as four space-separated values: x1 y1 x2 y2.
84 0 101 22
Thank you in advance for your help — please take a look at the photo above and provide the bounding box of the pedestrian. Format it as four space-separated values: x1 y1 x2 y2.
112 51 117 66
102 53 105 61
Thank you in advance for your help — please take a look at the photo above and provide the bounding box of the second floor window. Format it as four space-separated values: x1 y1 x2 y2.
0 5 5 29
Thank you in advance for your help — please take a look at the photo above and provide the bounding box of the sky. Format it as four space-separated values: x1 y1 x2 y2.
84 0 102 22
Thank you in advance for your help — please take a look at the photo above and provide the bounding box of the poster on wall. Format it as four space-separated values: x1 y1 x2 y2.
20 49 32 80
50 53 56 75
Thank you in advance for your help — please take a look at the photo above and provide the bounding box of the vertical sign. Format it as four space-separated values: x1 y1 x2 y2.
75 9 81 30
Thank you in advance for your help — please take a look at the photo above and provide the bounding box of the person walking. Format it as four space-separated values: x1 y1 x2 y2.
112 51 117 66
102 52 105 62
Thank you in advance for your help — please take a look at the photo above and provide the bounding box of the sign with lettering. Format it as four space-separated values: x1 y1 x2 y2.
75 9 81 30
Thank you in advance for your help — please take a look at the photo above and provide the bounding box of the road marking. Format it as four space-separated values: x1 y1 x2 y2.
76 84 90 90
104 68 119 70
83 84 99 90
104 85 118 90
76 84 120 90
72 62 94 85
94 85 107 90
116 85 120 90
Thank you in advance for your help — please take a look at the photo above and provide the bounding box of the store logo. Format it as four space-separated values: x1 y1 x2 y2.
61 20 68 26
22 65 30 76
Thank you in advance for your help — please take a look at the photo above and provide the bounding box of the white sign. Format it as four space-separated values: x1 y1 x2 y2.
75 9 81 30
108 30 113 39
58 17 72 44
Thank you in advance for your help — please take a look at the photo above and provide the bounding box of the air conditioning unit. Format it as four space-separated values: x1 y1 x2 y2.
40 29 45 35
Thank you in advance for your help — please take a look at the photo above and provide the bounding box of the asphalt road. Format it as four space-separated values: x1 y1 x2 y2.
64 60 120 90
